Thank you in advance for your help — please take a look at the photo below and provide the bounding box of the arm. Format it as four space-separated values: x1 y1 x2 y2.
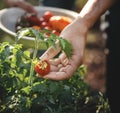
77 0 116 29
40 0 116 80
4 0 37 14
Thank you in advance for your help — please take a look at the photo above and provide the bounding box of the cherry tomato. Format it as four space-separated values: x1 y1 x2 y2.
43 11 54 21
26 13 41 26
32 25 41 31
34 60 50 76
41 21 50 28
49 16 72 32
52 30 60 36
44 26 52 30
39 17 46 24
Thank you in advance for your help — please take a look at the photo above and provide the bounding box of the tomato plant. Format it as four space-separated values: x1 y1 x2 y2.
34 60 50 76
0 28 111 113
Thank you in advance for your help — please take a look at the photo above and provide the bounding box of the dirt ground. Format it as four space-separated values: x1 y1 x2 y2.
83 29 107 93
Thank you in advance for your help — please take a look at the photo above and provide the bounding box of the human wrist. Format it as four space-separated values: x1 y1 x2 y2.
71 16 89 36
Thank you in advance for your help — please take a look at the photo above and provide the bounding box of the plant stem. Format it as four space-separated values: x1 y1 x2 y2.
29 37 38 87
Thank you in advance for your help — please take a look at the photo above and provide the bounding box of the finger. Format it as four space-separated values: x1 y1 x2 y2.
50 65 59 71
49 59 63 71
43 72 69 80
43 65 74 80
57 64 63 69
50 64 63 72
49 59 61 66
40 40 61 60
23 3 38 14
59 52 69 66
62 58 69 66
59 52 66 60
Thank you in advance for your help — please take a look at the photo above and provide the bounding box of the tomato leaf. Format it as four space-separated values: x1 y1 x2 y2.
58 37 72 58
16 28 30 42
16 27 72 58
21 86 31 95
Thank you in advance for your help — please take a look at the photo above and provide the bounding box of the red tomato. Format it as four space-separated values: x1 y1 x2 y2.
43 11 54 21
32 25 41 31
34 60 50 76
52 30 60 36
39 17 46 24
26 13 41 26
41 21 50 28
43 26 52 30
49 16 72 32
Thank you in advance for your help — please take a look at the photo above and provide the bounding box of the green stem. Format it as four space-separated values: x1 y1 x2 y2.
29 37 38 86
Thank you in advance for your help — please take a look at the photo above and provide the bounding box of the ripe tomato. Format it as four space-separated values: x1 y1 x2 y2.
41 21 50 28
32 25 41 31
43 11 54 21
49 16 72 32
52 29 60 36
26 13 41 26
44 26 52 30
39 17 46 24
34 60 50 76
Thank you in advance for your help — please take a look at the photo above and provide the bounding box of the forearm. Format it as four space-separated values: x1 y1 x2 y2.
4 0 37 14
77 0 116 30
4 0 24 7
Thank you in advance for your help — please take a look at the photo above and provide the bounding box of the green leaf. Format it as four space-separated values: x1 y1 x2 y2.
15 27 73 58
58 37 72 58
29 28 41 40
21 86 31 95
16 28 30 42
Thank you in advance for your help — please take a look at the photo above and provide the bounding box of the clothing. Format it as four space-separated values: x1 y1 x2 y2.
104 1 120 113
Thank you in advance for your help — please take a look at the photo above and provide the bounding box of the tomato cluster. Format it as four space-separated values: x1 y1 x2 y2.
16 11 72 36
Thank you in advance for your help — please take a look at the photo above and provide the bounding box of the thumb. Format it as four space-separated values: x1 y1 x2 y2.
40 40 61 60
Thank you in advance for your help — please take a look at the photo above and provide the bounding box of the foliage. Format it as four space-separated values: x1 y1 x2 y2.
16 28 72 58
0 28 111 113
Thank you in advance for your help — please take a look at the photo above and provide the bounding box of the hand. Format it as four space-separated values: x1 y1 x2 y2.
40 17 88 80
5 0 38 14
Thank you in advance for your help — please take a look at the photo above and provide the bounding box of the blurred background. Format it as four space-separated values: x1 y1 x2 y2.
0 0 107 93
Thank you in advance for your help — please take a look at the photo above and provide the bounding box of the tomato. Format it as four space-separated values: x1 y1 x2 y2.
26 13 41 26
39 17 46 24
41 21 50 28
34 60 50 76
44 26 52 30
52 30 60 36
43 11 54 21
32 25 41 31
49 16 72 32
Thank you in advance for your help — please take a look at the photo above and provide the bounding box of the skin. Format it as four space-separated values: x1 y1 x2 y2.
4 0 38 14
40 0 116 80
